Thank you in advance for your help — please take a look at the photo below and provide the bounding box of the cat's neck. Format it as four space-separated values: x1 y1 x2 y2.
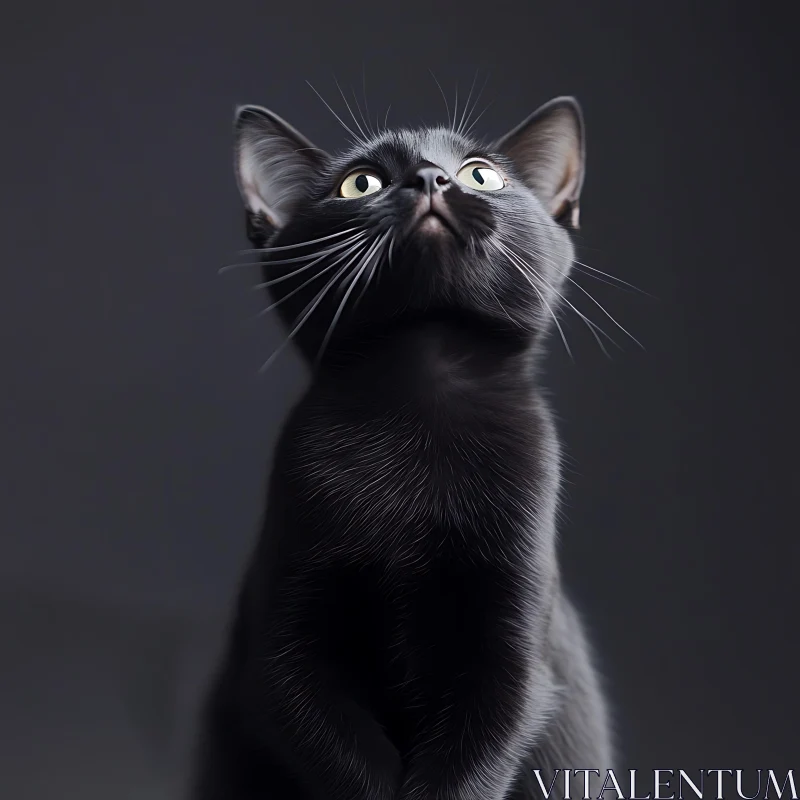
313 314 541 413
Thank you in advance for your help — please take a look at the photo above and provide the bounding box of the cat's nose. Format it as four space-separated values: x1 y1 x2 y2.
406 164 450 196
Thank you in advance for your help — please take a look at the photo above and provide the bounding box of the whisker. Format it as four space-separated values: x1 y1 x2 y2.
494 294 520 329
222 233 368 273
569 265 630 291
315 233 387 366
257 239 372 316
481 276 520 330
353 229 392 310
504 229 645 296
462 101 493 138
335 229 386 295
429 69 451 129
257 243 366 373
306 80 363 144
502 209 583 233
460 70 490 136
252 233 369 289
537 274 615 357
515 262 573 360
522 242 640 349
239 227 363 255
379 230 394 283
456 70 479 136
498 240 624 357
572 259 651 296
506 242 620 355
491 241 573 360
350 85 373 139
334 77 369 142
565 275 644 350
360 65 376 138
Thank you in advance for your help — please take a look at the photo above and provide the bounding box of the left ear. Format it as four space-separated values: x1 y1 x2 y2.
494 96 585 228
234 104 329 230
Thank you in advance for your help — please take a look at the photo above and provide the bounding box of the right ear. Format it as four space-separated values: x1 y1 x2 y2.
234 105 328 229
494 97 585 228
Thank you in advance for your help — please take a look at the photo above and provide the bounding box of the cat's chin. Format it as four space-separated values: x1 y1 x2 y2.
405 213 462 255
416 213 453 236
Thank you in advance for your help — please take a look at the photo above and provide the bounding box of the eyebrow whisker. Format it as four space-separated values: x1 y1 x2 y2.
456 69 479 136
306 80 364 145
428 69 452 129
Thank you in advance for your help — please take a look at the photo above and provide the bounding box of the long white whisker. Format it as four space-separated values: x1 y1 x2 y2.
565 275 644 349
253 233 369 289
506 227 648 296
463 101 493 138
257 239 371 316
257 247 364 374
569 265 629 291
456 70 479 135
505 227 641 292
306 80 363 144
491 241 572 360
337 234 382 294
537 274 615 357
334 77 369 142
520 241 641 350
512 259 573 359
573 259 650 296
360 67 376 138
224 233 369 273
350 85 372 139
314 233 387 366
353 230 391 309
460 71 490 136
501 242 617 355
502 209 585 232
480 275 519 329
239 227 362 255
379 231 394 284
224 233 366 273
429 70 451 128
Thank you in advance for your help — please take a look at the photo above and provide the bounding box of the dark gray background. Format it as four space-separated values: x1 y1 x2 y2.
1 1 798 798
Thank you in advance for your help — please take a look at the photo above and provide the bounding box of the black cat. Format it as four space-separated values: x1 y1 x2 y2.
191 96 612 800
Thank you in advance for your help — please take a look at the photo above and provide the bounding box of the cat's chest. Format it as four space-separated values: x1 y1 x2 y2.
285 388 548 552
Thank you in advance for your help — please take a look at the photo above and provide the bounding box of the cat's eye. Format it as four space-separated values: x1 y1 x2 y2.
339 170 384 199
456 163 504 191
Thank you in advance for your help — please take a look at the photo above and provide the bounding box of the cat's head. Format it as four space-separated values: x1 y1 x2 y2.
234 97 585 364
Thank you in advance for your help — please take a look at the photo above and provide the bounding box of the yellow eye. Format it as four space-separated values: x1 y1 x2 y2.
339 171 384 198
456 163 504 191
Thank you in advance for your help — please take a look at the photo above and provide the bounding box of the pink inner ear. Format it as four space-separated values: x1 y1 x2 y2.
242 177 281 228
497 99 585 221
548 148 582 218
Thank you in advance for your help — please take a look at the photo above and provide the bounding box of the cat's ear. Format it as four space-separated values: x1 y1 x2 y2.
494 97 585 228
234 105 329 229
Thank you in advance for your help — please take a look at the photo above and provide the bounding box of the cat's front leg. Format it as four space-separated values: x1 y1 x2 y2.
397 633 558 800
242 586 403 800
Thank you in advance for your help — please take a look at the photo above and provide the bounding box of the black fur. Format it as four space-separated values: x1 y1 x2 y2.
191 98 612 800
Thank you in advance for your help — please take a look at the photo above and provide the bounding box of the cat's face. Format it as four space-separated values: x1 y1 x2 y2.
234 98 585 364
